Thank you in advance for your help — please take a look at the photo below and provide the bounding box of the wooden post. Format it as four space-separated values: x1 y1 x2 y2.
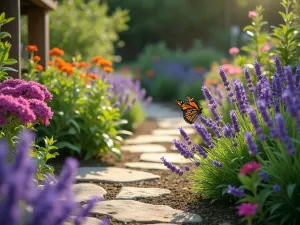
28 8 49 69
0 0 21 79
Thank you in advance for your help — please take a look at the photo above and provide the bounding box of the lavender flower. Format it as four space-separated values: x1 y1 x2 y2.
209 104 223 125
161 157 183 176
198 115 213 127
275 114 296 155
284 66 297 94
258 171 269 182
219 67 234 99
194 123 214 148
233 80 249 114
244 132 259 155
74 196 102 225
184 165 190 171
257 100 273 127
194 145 208 158
274 56 284 79
254 60 263 81
272 73 283 100
244 68 254 92
273 184 281 192
179 127 192 145
222 123 234 138
212 160 222 168
194 161 201 166
230 110 240 133
295 66 300 89
282 90 298 117
211 122 222 138
202 86 216 106
248 108 265 140
173 140 194 158
227 185 245 198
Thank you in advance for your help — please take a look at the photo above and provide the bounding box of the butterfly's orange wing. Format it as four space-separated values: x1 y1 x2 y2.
175 96 203 124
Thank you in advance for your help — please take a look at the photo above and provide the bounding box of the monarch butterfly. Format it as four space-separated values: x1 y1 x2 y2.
175 95 203 124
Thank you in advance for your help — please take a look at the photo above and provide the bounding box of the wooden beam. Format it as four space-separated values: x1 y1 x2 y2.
28 8 49 69
0 0 21 79
31 0 57 10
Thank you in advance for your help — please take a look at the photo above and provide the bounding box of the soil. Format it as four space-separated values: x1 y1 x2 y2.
51 119 244 225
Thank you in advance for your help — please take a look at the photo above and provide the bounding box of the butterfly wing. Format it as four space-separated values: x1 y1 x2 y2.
186 95 201 110
176 97 203 124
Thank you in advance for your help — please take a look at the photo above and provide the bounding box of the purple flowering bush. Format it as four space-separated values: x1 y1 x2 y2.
163 57 300 224
0 129 109 225
106 74 152 131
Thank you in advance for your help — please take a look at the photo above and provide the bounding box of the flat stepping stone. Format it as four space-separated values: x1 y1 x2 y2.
76 167 160 183
157 118 193 129
170 145 177 151
152 128 196 136
125 162 168 170
87 200 202 224
125 135 175 144
72 183 107 202
121 144 167 153
64 217 105 225
140 153 190 164
116 186 171 199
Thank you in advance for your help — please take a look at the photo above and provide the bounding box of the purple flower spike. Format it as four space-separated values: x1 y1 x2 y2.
195 145 208 158
244 68 254 92
230 110 240 133
223 123 234 138
274 56 284 79
295 66 300 88
258 171 269 182
194 123 214 148
248 108 264 138
212 160 222 168
202 86 216 105
233 80 249 114
209 104 223 125
198 115 213 128
173 140 194 158
272 72 283 99
179 127 192 145
254 60 263 81
282 90 298 117
219 67 235 100
161 156 184 176
284 66 297 94
194 161 201 166
257 100 273 127
227 185 245 198
244 132 259 155
184 165 190 171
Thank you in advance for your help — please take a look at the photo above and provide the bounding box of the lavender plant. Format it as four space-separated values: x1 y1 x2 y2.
0 129 110 225
162 58 300 224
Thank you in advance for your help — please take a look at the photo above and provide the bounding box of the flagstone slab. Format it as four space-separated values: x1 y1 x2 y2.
157 118 193 129
72 183 107 202
125 135 175 145
140 153 190 164
64 217 105 225
116 187 171 200
124 162 169 170
76 167 160 183
87 200 202 224
121 144 167 153
170 145 177 151
152 128 196 136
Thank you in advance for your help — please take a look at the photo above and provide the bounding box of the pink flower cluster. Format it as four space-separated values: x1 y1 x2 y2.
229 47 239 55
239 161 262 175
237 203 259 217
222 64 242 75
248 11 257 18
0 79 53 126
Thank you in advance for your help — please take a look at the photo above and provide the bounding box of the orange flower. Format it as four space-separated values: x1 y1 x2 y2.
35 64 43 71
54 57 65 65
26 45 38 52
86 73 98 80
103 67 114 73
61 64 74 75
33 56 41 62
47 61 53 66
78 61 91 68
92 56 103 63
79 74 86 79
49 47 64 56
146 70 154 77
98 59 112 67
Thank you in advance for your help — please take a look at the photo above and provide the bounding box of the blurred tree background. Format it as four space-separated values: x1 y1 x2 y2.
106 0 282 62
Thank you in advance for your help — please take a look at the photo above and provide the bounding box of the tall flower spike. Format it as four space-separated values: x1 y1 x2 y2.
295 66 300 89
257 100 273 127
198 115 213 128
194 123 214 148
244 68 254 92
248 108 265 141
161 157 183 176
254 60 263 81
272 72 283 99
178 127 192 145
282 90 298 117
244 132 259 155
274 56 284 79
194 145 208 158
233 80 249 114
173 140 194 158
284 66 297 94
230 110 240 133
209 104 222 125
219 67 235 100
202 86 216 105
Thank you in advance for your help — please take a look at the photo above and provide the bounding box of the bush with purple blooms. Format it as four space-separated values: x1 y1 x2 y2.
162 57 300 224
0 129 110 225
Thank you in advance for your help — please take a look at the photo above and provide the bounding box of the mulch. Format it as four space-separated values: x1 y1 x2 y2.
51 119 244 225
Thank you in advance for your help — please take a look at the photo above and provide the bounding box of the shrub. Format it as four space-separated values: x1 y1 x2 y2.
24 49 128 160
0 129 110 225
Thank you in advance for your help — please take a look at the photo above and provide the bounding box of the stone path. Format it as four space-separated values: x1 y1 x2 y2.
72 103 202 224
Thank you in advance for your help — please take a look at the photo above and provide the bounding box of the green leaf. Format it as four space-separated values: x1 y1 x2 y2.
118 130 133 136
287 184 296 199
68 127 77 135
238 174 252 186
270 203 284 214
257 189 272 206
1 67 18 72
0 32 11 39
55 141 81 153
111 148 121 160
115 119 128 125
236 196 257 204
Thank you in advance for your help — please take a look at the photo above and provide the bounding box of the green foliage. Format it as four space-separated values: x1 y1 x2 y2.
0 12 17 81
270 0 300 67
121 101 146 131
30 136 59 182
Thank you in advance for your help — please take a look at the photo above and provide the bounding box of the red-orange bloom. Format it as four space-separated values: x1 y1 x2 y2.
49 47 64 56
98 59 112 67
35 64 44 71
54 57 65 65
78 61 91 68
33 56 41 62
86 73 98 80
92 56 103 63
103 67 114 73
26 45 38 52
61 64 74 75
47 61 54 66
